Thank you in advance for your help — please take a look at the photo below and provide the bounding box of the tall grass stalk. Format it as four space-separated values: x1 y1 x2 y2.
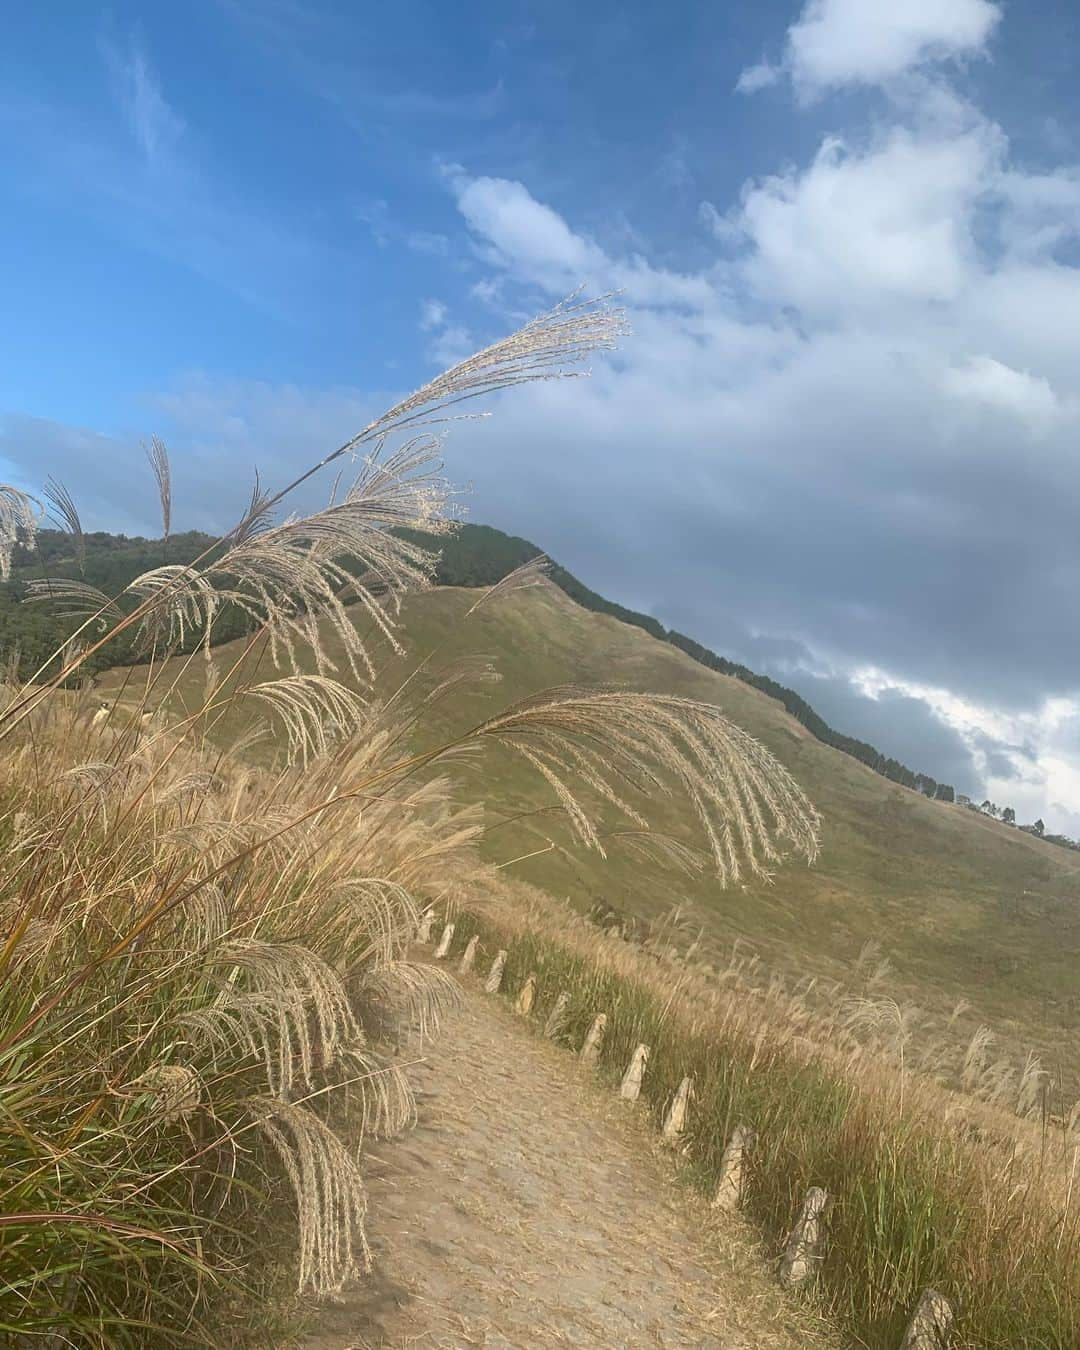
0 295 826 1343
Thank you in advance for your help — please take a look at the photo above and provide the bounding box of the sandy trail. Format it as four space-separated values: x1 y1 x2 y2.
304 981 842 1350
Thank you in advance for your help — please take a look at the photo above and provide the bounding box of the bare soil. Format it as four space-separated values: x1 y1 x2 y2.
303 984 843 1350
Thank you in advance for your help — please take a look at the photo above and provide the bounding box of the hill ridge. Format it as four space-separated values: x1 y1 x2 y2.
2 518 1040 821
398 523 961 802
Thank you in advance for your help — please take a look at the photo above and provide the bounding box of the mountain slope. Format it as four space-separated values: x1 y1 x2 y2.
11 523 963 804
100 577 1080 1096
401 524 962 802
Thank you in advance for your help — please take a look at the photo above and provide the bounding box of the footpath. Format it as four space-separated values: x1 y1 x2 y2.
303 982 842 1349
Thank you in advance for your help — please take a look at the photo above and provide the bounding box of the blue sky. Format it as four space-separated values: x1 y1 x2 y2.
9 0 1080 829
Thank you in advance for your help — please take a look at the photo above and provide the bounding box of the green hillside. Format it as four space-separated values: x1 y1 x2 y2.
399 524 965 804
99 576 1080 1100
10 522 969 807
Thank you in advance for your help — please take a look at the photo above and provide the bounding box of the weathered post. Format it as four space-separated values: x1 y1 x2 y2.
619 1044 650 1101
544 991 571 1039
433 922 454 959
779 1187 829 1287
711 1125 756 1211
662 1076 693 1143
416 909 435 944
484 950 507 994
458 934 479 975
514 973 537 1016
900 1289 955 1350
579 1013 607 1064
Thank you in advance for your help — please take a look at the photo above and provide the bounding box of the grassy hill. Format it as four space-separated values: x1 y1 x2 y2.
98 575 1080 1101
9 522 969 805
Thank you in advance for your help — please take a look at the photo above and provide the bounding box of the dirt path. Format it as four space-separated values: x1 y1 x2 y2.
304 983 842 1350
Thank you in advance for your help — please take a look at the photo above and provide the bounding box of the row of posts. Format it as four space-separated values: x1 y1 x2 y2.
423 915 955 1349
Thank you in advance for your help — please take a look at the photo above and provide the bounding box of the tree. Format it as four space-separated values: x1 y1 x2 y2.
981 800 998 817
1033 818 1045 836
1002 806 1016 825
935 784 955 803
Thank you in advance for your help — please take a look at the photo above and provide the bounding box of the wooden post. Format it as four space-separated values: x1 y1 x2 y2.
458 934 479 975
779 1187 829 1287
514 973 537 1016
433 922 454 959
579 1013 607 1064
619 1044 650 1101
416 909 435 944
662 1076 693 1143
544 991 570 1039
900 1289 955 1350
484 950 507 994
712 1125 756 1211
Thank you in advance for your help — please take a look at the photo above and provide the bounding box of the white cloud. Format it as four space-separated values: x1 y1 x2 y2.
428 323 473 368
469 276 505 306
851 667 1080 827
102 35 184 167
419 299 448 330
740 0 1001 98
416 298 471 366
730 124 1000 313
997 168 1080 259
735 62 780 95
406 229 451 256
454 174 602 284
450 171 713 308
941 356 1063 435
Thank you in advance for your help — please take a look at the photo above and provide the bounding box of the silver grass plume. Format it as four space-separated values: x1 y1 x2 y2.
93 295 625 672
126 564 220 653
155 770 218 806
146 437 172 544
252 1096 370 1296
0 485 39 581
314 878 421 969
43 476 85 574
245 675 370 768
184 939 365 1100
469 688 820 884
163 807 303 868
333 1046 416 1138
129 1063 203 1124
357 960 462 1043
465 554 550 616
323 291 628 455
131 435 450 675
23 578 122 624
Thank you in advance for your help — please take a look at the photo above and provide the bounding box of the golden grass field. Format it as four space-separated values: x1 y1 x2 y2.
102 577 1080 1112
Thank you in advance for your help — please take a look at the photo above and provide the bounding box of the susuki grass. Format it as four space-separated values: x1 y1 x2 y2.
0 295 832 1343
445 884 1080 1350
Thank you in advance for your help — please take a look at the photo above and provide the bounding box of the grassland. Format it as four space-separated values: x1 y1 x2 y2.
436 883 1080 1350
105 578 1080 1105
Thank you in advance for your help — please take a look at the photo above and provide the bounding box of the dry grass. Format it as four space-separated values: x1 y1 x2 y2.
303 984 842 1350
444 882 1080 1349
0 294 831 1344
